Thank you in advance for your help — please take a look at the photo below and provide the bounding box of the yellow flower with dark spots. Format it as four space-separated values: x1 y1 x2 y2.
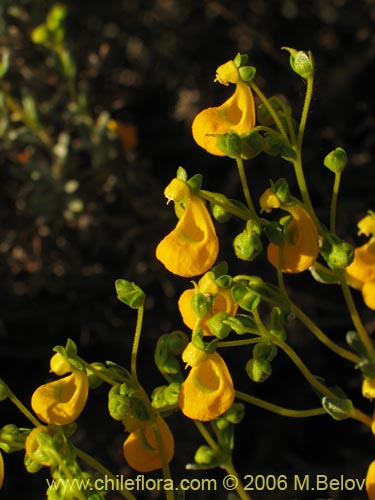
178 343 234 421
192 60 255 156
156 178 219 277
31 353 89 426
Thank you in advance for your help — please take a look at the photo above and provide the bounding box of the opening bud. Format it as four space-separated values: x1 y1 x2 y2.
283 47 314 79
324 147 348 173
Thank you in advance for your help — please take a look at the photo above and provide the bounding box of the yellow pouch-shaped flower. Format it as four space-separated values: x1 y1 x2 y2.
346 238 375 310
178 344 234 421
367 460 375 500
260 188 319 273
31 353 89 425
123 416 174 472
192 60 255 156
156 178 219 277
178 271 237 334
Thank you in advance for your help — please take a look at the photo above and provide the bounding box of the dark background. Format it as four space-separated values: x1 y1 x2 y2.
0 0 374 499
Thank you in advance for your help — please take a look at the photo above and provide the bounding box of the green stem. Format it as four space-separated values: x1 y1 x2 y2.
194 420 220 453
235 391 326 418
249 81 289 141
235 157 257 219
290 303 361 364
3 382 41 427
330 172 342 233
339 271 375 363
131 305 144 384
199 190 250 220
222 462 252 500
74 448 137 500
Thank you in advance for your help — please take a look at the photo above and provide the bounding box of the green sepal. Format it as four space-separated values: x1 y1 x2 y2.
0 425 28 453
105 361 131 383
238 65 256 83
194 445 218 466
207 312 232 339
356 359 375 379
282 47 314 79
86 362 106 389
253 342 277 361
309 263 340 284
192 331 219 354
321 234 354 269
211 261 229 279
224 314 259 335
324 147 348 173
187 173 203 193
233 220 263 261
346 331 373 359
176 166 188 181
115 279 145 309
268 307 287 341
233 52 249 68
191 289 213 318
240 130 264 159
108 383 131 421
321 395 354 420
217 131 242 158
0 379 9 402
210 195 231 223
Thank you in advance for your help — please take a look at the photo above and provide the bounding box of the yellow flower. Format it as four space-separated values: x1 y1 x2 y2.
192 60 255 156
357 214 375 237
178 343 235 421
363 378 375 400
123 416 174 472
0 451 3 489
367 460 375 500
260 188 319 273
25 427 56 467
178 271 237 334
31 353 89 425
346 237 375 310
156 178 219 277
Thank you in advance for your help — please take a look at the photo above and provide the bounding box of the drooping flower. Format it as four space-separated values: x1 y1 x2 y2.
25 427 57 467
156 178 219 277
260 188 319 273
123 416 174 472
367 460 375 500
31 353 89 425
192 60 255 156
178 343 235 421
178 271 237 334
346 215 375 310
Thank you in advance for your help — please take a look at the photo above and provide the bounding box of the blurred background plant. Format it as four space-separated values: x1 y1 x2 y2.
0 1 374 499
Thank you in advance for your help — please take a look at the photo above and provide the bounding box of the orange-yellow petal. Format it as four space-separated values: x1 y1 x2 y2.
25 426 56 467
346 240 375 287
178 352 235 421
367 460 375 500
362 378 375 400
363 281 375 310
192 81 255 156
156 195 219 277
0 452 3 489
267 205 319 273
123 416 174 472
31 371 89 425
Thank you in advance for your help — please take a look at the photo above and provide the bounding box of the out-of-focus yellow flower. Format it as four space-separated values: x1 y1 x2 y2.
156 178 219 277
123 416 174 472
346 236 375 311
260 188 319 273
31 353 89 425
0 451 3 489
178 343 235 421
358 214 375 237
107 119 138 151
363 378 375 400
178 271 237 334
367 460 375 500
192 60 255 156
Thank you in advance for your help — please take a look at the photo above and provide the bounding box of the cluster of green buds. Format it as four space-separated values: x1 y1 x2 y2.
246 342 278 383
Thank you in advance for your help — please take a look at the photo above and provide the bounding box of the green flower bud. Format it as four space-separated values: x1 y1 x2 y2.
238 65 256 83
271 178 291 203
268 307 287 341
207 312 232 339
186 173 203 193
115 279 145 309
241 130 264 160
217 131 242 158
31 25 50 45
191 290 213 317
210 193 231 223
24 455 43 474
222 402 245 424
322 395 354 420
233 220 263 261
246 358 272 382
165 330 189 355
224 314 259 335
0 424 28 452
215 274 232 289
152 383 180 409
324 147 348 173
253 342 277 361
326 240 354 269
46 4 67 31
194 445 217 465
0 379 9 401
161 356 180 375
283 47 314 79
108 383 131 421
